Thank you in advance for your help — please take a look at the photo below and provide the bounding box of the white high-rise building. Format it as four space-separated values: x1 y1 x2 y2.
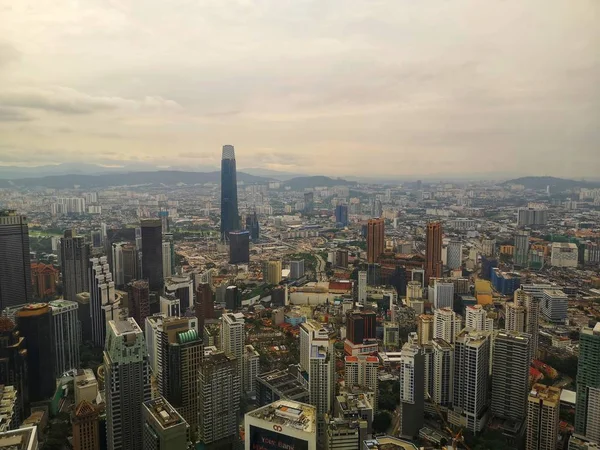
512 288 541 361
162 241 172 279
49 300 80 377
506 302 526 332
433 307 461 344
450 329 491 433
465 305 493 332
358 271 367 305
111 242 125 287
89 256 120 347
398 341 425 437
221 312 245 386
541 289 568 323
432 338 453 407
429 279 454 310
244 344 260 397
299 320 330 373
344 355 379 400
447 241 463 270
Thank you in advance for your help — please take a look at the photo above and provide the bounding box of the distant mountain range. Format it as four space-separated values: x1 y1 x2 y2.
283 176 357 190
503 176 600 191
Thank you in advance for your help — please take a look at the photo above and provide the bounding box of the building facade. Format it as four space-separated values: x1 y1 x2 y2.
575 323 600 442
425 222 443 283
367 218 385 264
527 384 561 450
49 300 80 377
221 145 240 242
0 211 32 309
141 219 163 291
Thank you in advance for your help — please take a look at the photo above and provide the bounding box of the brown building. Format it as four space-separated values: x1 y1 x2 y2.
425 222 443 283
72 400 100 450
346 311 377 345
31 263 59 299
367 218 385 264
195 283 215 333
128 280 150 330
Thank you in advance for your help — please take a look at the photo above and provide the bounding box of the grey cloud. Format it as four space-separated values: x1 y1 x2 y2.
0 107 33 122
0 41 19 68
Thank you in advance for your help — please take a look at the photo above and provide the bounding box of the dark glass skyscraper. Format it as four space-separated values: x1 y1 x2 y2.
141 219 163 290
0 210 32 309
61 230 90 301
229 230 250 264
245 211 260 241
220 145 239 242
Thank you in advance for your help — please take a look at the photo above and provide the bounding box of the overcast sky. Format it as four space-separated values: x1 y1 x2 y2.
1 0 598 179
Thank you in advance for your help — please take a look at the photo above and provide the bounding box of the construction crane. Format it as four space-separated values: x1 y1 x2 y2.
426 393 471 450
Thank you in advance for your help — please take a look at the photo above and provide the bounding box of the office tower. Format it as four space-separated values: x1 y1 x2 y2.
49 300 80 377
72 400 100 450
263 260 280 285
335 204 349 227
447 240 463 270
142 397 190 450
575 323 600 441
432 339 453 407
16 303 55 402
89 257 119 347
541 289 568 323
245 211 260 242
220 145 240 242
0 210 32 308
140 219 163 291
195 283 214 333
299 320 330 372
451 329 491 433
346 311 376 345
358 271 367 305
491 331 531 421
244 344 260 397
366 218 385 264
222 313 245 388
425 222 443 283
417 314 434 345
75 292 92 342
229 230 250 264
30 263 58 299
465 305 493 331
429 278 454 309
155 317 201 438
518 208 548 227
245 400 317 450
290 260 305 280
198 349 240 448
513 288 541 361
514 231 530 266
224 285 240 311
104 318 151 450
160 295 181 317
304 192 315 214
164 275 194 312
61 231 91 303
0 317 28 421
527 384 561 450
433 308 461 344
398 341 425 437
344 355 378 394
162 241 172 279
129 280 150 332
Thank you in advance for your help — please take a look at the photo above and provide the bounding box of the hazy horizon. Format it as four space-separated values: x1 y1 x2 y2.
1 1 598 178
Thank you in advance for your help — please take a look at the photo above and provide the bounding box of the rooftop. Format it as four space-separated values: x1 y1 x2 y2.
247 400 315 434
257 370 308 399
363 436 419 450
109 317 141 336
529 384 561 404
0 426 37 450
143 397 186 430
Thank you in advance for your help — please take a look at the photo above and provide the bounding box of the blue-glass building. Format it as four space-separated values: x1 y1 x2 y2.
335 204 348 227
220 145 239 242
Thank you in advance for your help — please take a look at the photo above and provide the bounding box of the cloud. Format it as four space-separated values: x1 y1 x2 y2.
0 107 33 122
0 41 19 68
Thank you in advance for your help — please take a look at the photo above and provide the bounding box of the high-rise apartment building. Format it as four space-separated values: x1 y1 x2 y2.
142 396 190 450
465 305 493 332
510 288 541 361
229 230 250 264
221 313 245 388
429 278 454 310
433 308 461 344
0 210 32 308
432 338 453 407
16 303 55 403
265 260 282 285
49 300 81 377
366 218 385 264
398 341 425 437
425 222 443 283
199 349 240 448
417 314 434 345
308 334 335 441
72 400 101 450
527 384 561 450
575 323 600 442
358 271 367 305
89 257 119 347
244 344 260 397
221 145 239 243
290 260 305 280
162 241 173 279
111 241 138 289
344 355 379 394
518 208 548 227
195 283 214 333
104 318 151 450
447 240 463 270
129 280 150 332
506 301 526 333
514 231 530 266
541 289 568 323
141 219 163 290
450 329 491 433
491 331 531 421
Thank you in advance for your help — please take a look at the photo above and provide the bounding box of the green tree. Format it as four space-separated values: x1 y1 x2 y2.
373 411 392 434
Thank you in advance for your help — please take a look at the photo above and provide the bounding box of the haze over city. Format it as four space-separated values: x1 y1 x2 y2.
1 0 599 179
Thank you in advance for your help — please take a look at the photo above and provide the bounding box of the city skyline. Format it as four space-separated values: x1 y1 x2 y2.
0 1 598 178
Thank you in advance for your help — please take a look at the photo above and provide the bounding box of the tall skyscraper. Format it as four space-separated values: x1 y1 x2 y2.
417 314 434 345
199 349 240 448
16 303 55 402
0 317 28 421
195 283 214 333
527 384 561 450
162 240 173 279
514 231 530 266
265 260 282 285
450 329 491 433
425 222 443 283
244 344 260 397
222 313 245 388
510 288 541 362
229 230 250 264
358 271 367 305
129 280 150 332
398 341 425 437
89 257 119 347
0 210 32 308
432 338 453 407
61 230 90 302
335 204 349 227
491 331 531 421
429 278 454 309
104 318 151 450
447 240 463 270
142 397 190 450
221 145 239 242
344 355 379 394
49 300 81 377
245 211 260 242
366 218 385 263
141 219 163 290
433 308 461 344
575 323 600 442
346 311 377 345
72 400 101 450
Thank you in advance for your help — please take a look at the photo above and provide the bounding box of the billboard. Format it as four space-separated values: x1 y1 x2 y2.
249 425 309 450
